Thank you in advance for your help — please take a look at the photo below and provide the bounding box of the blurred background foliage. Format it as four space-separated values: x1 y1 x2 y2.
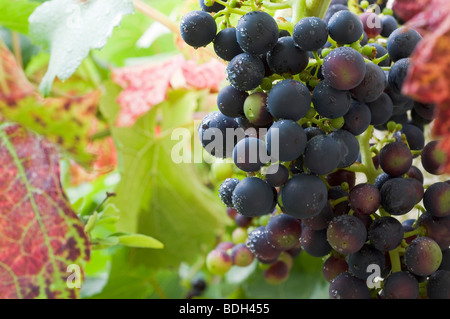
0 0 329 299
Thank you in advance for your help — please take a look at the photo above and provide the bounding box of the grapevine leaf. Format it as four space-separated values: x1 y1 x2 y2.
0 41 101 166
112 233 164 249
101 87 228 269
28 0 135 96
399 0 450 172
242 253 329 299
0 0 40 34
0 124 90 299
111 54 226 127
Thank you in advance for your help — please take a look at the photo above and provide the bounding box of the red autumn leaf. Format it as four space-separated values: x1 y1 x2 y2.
399 0 450 173
0 124 90 299
112 54 226 127
392 0 432 23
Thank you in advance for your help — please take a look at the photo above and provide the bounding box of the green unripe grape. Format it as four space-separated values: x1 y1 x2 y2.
387 121 397 132
361 45 375 58
263 261 289 285
204 0 215 6
232 227 248 244
330 117 345 129
229 0 239 8
230 243 254 267
277 251 294 270
206 249 232 275
360 0 370 9
211 161 234 181
382 8 394 16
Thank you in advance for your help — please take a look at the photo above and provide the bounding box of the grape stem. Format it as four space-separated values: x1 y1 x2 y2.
388 247 402 273
357 125 379 184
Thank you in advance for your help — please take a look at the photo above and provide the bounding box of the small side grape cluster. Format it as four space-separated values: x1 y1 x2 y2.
180 0 450 299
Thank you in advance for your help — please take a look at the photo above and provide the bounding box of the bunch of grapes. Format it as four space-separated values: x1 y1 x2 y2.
180 0 450 299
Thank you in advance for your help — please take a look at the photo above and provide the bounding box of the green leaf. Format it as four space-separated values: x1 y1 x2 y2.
28 0 134 96
0 0 40 34
113 233 164 249
102 87 229 269
242 253 329 299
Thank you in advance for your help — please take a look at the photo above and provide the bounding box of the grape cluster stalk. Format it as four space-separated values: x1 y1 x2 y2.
181 0 450 299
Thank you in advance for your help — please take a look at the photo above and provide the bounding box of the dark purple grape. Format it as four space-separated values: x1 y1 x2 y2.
404 236 442 276
359 12 382 39
302 202 334 231
312 80 351 119
280 174 328 219
232 177 276 217
367 93 394 126
267 79 311 121
350 62 387 103
218 178 240 207
379 141 413 177
328 10 364 44
421 140 447 175
217 85 248 118
322 47 367 90
264 261 290 285
380 15 399 38
198 111 239 158
423 182 450 218
417 212 450 250
406 165 424 184
327 169 356 189
380 177 419 215
304 126 326 141
180 10 217 48
243 92 273 127
374 172 391 190
323 254 349 282
236 11 279 55
230 243 254 267
266 119 307 162
383 271 419 299
439 249 450 271
329 272 371 299
349 183 381 216
388 58 410 95
266 214 302 251
303 134 342 175
199 0 225 13
427 270 450 299
347 244 386 280
327 214 367 255
293 17 329 52
233 136 269 172
247 226 281 264
226 53 265 91
324 4 349 25
264 164 289 187
266 36 309 75
235 213 253 228
413 102 435 121
387 27 422 62
342 100 372 136
395 123 425 152
213 27 244 61
368 216 404 252
300 226 332 257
